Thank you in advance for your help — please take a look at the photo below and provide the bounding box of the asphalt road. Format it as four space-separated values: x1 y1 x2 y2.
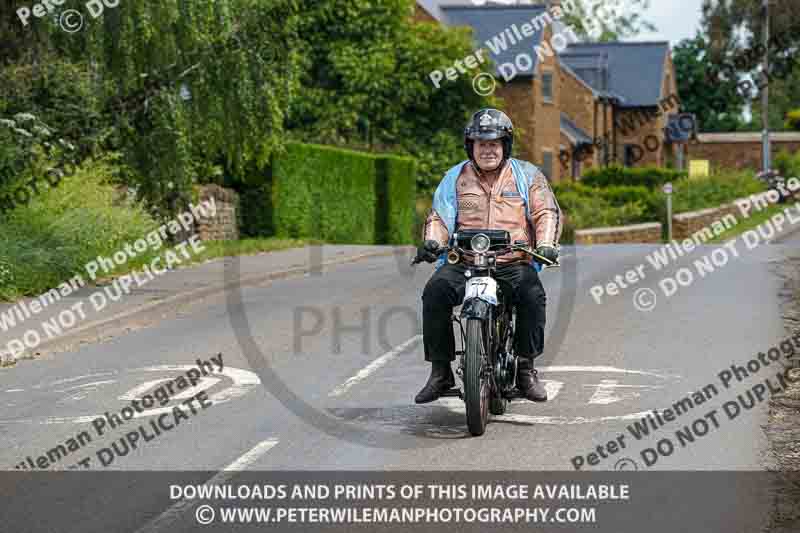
1 235 799 531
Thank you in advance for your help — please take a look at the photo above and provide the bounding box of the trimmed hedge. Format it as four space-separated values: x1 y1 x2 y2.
376 154 417 244
272 142 416 244
581 165 688 189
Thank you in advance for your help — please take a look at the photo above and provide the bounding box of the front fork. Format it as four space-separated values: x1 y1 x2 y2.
455 298 512 391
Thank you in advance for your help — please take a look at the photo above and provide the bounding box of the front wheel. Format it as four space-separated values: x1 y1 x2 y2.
464 318 490 436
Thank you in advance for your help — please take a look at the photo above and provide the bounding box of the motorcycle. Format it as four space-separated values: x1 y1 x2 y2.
411 229 559 436
757 169 789 203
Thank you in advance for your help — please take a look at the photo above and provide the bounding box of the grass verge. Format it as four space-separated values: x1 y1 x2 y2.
708 202 794 243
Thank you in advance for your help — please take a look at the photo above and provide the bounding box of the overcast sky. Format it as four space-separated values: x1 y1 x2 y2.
628 0 705 46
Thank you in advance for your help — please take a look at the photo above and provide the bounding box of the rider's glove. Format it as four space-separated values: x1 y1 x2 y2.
535 244 559 263
417 239 442 264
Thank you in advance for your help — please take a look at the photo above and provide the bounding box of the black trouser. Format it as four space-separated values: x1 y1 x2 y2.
422 261 546 363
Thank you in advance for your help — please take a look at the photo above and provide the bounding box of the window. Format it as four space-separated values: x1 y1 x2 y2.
541 150 553 180
541 72 553 103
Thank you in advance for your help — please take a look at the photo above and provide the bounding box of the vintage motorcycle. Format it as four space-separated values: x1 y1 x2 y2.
412 229 559 436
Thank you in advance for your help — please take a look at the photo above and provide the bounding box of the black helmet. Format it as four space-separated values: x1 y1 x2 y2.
464 108 514 162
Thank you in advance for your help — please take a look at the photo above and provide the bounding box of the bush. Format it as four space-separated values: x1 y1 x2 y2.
581 165 688 189
553 169 763 242
0 160 159 300
774 149 800 178
670 170 763 213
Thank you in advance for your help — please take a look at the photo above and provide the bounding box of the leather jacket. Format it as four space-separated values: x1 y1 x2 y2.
423 159 562 265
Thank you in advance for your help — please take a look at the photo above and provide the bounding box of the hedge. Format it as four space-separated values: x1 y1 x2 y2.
376 154 417 244
581 165 688 189
272 142 416 244
554 170 764 243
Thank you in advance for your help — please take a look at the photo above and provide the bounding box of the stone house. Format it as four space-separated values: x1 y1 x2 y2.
414 0 685 182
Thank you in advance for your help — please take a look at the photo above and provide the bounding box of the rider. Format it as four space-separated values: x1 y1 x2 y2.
415 108 563 404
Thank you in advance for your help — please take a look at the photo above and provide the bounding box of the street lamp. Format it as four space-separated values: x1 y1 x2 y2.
761 0 771 172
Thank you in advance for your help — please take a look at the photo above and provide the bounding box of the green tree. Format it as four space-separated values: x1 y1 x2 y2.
287 0 492 191
702 0 800 131
786 109 800 131
561 0 657 42
673 35 746 132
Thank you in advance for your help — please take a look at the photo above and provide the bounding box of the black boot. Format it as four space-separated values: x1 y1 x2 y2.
415 361 455 404
517 357 547 402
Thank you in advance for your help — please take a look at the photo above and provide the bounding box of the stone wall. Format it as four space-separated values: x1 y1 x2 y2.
195 184 239 241
575 222 662 244
688 133 800 171
671 200 743 241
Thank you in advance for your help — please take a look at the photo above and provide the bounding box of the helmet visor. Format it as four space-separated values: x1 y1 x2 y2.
466 129 508 141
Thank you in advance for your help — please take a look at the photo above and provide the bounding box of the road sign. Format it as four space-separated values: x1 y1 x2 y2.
663 182 673 195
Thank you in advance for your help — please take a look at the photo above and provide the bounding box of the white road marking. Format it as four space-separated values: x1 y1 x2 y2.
118 377 221 401
171 378 220 400
36 372 118 388
544 380 564 401
539 365 678 379
118 379 172 401
329 335 422 398
587 380 664 405
55 380 117 393
133 439 279 533
441 396 654 425
493 411 653 425
5 389 25 393
0 366 260 425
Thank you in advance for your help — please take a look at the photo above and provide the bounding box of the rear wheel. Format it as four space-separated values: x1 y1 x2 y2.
464 318 489 436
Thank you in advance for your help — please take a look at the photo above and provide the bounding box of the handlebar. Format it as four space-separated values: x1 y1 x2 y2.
410 243 559 268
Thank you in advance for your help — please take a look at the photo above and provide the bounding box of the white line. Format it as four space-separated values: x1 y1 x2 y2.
134 439 279 533
118 379 173 401
36 371 118 388
492 410 654 425
54 380 116 393
539 365 679 379
329 335 422 398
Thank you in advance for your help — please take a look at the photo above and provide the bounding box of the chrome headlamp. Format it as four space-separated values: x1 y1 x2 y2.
470 233 491 253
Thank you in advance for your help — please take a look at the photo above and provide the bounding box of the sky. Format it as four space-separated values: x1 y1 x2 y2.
625 0 705 46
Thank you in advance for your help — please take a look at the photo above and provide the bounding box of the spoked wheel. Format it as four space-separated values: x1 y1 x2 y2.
464 318 490 436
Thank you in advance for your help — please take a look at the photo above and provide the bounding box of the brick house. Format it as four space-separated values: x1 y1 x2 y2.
414 0 685 182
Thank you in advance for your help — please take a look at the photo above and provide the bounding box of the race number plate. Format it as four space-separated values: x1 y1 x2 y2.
465 277 498 305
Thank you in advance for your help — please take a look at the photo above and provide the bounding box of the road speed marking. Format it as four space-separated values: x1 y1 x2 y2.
0 365 260 425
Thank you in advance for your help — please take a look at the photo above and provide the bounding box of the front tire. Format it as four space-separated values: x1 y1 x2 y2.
464 318 489 436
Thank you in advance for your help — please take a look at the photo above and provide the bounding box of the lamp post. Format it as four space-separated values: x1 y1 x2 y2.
761 0 771 172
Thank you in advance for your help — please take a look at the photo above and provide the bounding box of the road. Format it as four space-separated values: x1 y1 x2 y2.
1 234 799 532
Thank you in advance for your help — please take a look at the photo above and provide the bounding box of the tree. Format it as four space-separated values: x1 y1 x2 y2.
702 0 800 64
673 35 746 132
561 0 657 42
287 0 493 191
702 0 800 131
